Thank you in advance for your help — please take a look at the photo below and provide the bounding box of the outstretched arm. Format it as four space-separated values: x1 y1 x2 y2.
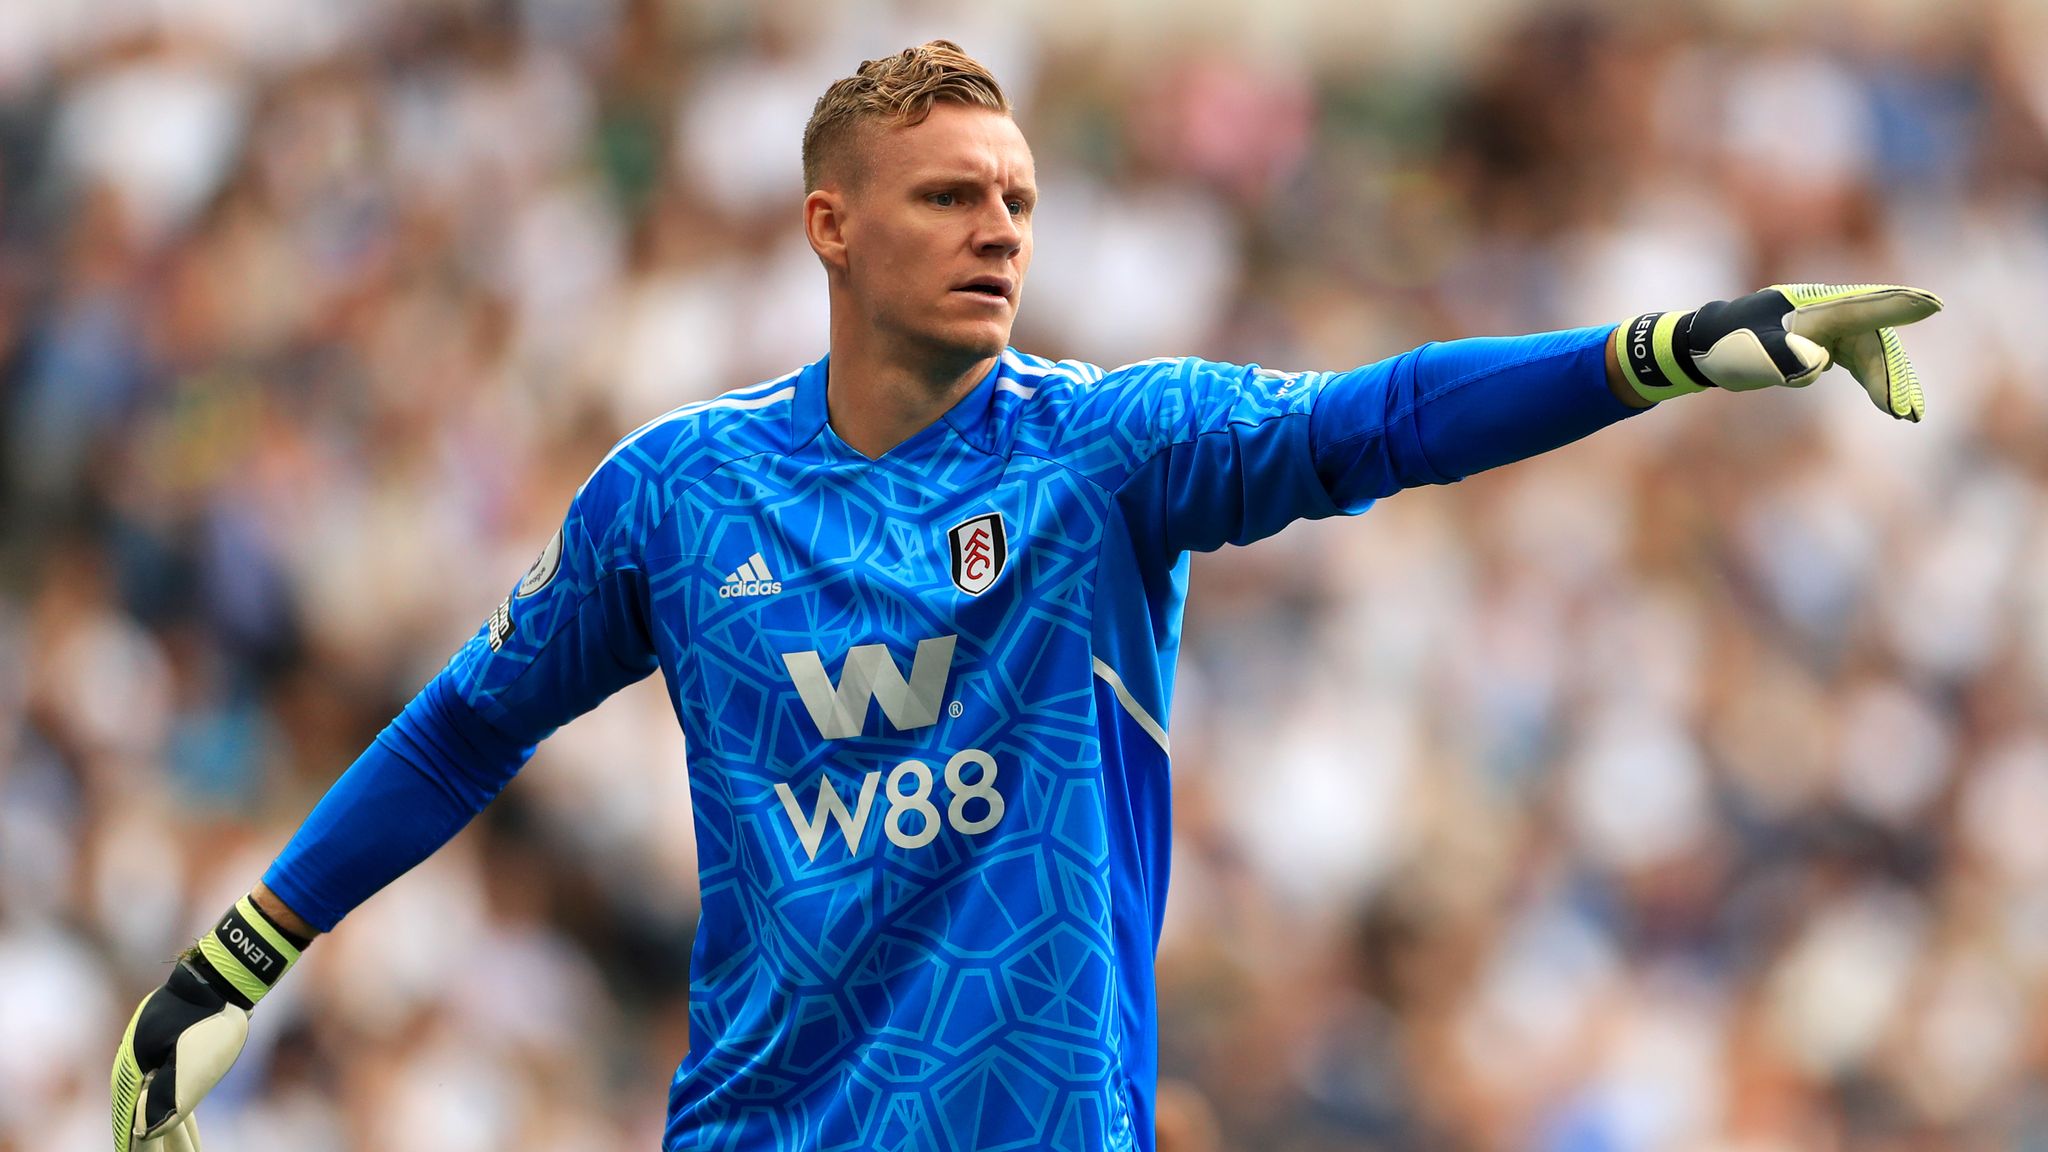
111 448 660 1151
1114 283 1941 558
1320 281 1944 508
1340 282 1944 499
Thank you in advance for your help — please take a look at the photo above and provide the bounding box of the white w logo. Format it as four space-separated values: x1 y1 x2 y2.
781 635 957 740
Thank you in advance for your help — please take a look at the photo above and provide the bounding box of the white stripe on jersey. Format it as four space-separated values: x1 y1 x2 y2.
694 385 797 413
1001 352 1113 399
1092 658 1169 752
1110 357 1181 377
595 371 801 475
1039 360 1096 386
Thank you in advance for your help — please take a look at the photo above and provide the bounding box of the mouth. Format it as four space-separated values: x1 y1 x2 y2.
951 275 1014 303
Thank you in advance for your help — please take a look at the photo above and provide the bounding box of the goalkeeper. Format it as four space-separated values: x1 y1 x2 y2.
112 40 1940 1152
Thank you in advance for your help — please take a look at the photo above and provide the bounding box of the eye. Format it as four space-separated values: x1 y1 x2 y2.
1006 200 1025 217
929 192 957 207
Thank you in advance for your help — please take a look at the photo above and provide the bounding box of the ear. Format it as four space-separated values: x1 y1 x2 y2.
804 188 848 271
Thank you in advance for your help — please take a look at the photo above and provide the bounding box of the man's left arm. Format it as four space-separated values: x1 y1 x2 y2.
1132 282 1940 555
1334 282 1943 499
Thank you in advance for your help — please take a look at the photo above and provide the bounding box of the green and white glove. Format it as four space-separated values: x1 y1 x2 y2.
111 895 308 1151
1614 283 1944 421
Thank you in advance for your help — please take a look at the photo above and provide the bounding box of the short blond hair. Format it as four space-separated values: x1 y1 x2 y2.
802 40 1011 193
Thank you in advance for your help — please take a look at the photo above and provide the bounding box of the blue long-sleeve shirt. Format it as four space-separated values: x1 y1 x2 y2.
266 328 1634 1151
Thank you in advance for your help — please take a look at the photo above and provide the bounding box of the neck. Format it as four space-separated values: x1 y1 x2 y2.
824 314 995 459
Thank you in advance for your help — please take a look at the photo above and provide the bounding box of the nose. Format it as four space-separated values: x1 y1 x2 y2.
975 202 1023 258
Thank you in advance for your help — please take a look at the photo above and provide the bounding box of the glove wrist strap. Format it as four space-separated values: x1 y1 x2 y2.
1617 311 1716 404
191 894 308 1010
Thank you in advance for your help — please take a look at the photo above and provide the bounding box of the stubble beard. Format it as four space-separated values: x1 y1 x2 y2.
887 307 1010 387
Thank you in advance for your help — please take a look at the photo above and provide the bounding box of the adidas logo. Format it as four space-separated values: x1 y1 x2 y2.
719 553 783 599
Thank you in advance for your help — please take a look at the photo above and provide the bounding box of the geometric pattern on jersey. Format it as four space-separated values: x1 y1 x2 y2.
443 347 1372 1152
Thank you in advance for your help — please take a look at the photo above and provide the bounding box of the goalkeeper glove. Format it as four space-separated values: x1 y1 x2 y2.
1614 283 1943 421
111 894 308 1152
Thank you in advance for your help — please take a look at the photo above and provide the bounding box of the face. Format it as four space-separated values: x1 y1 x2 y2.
808 103 1036 369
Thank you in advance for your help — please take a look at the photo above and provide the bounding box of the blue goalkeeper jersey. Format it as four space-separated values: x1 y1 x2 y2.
265 330 1630 1151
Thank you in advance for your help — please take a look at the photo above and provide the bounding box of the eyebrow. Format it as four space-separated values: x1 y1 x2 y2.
915 172 1038 197
917 167 1032 187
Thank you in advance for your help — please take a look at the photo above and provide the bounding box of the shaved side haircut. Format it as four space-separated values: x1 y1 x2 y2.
801 39 1011 193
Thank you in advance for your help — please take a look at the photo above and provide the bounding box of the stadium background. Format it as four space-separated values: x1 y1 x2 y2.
3 0 2047 1148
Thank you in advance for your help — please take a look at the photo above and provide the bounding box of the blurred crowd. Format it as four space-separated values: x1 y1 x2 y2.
3 0 2048 1149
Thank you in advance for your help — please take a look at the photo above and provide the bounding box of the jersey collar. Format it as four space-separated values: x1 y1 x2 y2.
790 353 832 449
792 351 1011 459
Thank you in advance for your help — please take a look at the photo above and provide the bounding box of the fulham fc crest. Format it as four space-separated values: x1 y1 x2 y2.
947 512 1008 596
